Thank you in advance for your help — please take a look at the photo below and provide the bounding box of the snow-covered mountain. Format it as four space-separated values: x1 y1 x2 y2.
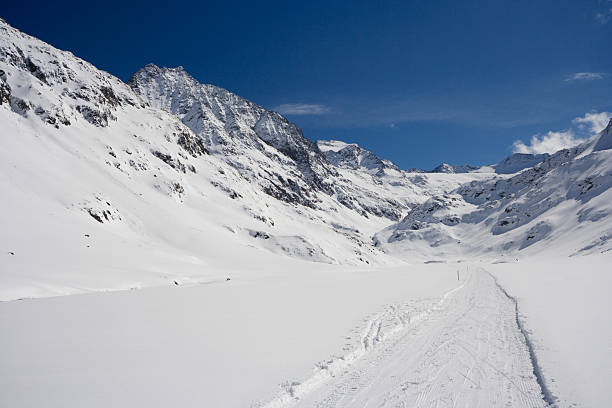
129 64 337 205
430 163 481 174
376 121 612 259
1 18 482 299
314 139 495 219
0 18 401 299
128 65 461 222
317 140 399 175
429 153 549 174
492 152 550 174
1 17 610 301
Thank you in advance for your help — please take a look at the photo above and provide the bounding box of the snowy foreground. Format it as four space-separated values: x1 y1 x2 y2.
1 256 610 408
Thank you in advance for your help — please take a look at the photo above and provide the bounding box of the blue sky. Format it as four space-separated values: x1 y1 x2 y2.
3 0 611 169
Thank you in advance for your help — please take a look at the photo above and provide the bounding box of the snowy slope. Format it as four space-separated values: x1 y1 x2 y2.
493 152 550 174
0 18 409 300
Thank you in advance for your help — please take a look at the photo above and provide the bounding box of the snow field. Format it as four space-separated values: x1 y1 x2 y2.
0 264 459 408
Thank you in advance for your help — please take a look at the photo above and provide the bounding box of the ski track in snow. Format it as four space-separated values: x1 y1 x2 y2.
259 269 550 408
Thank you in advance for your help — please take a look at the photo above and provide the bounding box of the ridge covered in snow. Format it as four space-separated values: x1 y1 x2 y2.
129 64 337 198
429 153 550 175
317 139 400 175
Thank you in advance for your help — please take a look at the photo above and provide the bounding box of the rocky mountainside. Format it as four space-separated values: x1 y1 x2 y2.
317 140 399 176
129 64 337 205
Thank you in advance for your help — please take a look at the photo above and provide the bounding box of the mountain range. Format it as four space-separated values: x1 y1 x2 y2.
1 17 611 300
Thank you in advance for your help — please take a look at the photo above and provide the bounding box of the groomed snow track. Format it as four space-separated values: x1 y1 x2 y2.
260 268 552 408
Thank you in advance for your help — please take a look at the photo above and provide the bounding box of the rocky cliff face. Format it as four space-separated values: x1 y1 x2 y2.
128 64 337 206
317 140 399 176
0 18 145 128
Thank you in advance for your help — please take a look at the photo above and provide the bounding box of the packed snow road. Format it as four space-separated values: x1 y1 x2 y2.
263 269 549 408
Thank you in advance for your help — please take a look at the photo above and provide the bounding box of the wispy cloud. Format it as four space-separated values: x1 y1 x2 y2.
273 103 330 115
572 111 612 133
595 3 612 24
512 111 612 154
564 72 607 81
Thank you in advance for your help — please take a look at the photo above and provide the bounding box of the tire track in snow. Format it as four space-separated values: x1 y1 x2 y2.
257 268 552 408
256 277 469 408
488 271 558 408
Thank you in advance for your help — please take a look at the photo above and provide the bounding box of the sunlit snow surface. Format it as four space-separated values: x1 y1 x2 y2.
1 17 611 408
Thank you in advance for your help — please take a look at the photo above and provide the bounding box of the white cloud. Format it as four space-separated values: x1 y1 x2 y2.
512 111 612 154
564 72 607 81
273 103 330 115
572 111 612 133
512 131 585 154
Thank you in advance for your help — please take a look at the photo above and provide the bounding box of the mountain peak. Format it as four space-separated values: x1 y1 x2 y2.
130 63 196 85
129 63 338 198
317 140 399 174
593 117 612 152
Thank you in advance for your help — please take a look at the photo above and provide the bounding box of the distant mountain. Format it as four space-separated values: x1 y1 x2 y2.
430 153 550 175
430 163 481 174
492 153 550 174
317 140 399 176
376 124 612 259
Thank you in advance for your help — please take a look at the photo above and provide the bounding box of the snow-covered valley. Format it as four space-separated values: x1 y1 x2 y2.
1 18 611 408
